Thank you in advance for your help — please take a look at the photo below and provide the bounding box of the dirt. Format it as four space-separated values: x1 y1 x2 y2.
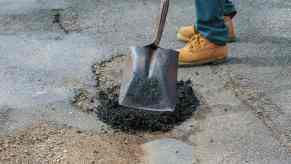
89 55 200 132
0 123 143 164
72 88 96 113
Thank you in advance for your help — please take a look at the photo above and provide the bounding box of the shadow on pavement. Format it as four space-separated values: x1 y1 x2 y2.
238 33 291 46
224 33 291 67
227 55 291 67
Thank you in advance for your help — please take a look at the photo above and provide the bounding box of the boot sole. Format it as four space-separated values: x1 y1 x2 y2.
179 56 227 67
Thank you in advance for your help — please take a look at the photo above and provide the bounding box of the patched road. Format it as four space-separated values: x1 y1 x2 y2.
0 0 291 163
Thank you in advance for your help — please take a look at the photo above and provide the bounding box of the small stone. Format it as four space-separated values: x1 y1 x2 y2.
10 153 16 157
56 141 64 145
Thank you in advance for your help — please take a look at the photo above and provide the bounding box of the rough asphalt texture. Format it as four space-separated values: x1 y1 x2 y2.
142 138 194 164
1 0 291 163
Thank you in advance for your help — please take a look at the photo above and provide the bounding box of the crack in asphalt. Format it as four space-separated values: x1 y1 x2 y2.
216 66 291 148
51 9 69 34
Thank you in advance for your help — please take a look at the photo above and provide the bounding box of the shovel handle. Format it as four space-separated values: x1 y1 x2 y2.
153 0 169 46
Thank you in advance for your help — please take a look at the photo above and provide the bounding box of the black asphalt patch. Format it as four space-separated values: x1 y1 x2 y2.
92 56 200 132
95 80 199 132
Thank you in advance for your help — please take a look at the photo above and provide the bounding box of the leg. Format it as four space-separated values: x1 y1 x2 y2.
195 0 228 45
224 0 237 18
178 0 232 66
224 0 237 41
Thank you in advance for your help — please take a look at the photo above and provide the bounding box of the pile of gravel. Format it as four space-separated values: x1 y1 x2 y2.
92 55 200 132
95 80 199 132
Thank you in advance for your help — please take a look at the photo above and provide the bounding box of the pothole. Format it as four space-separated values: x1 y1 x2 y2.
90 55 200 132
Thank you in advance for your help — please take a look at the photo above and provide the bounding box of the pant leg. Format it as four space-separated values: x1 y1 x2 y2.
224 0 237 18
195 0 228 45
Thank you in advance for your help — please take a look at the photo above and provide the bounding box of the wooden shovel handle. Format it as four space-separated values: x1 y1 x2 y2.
153 0 169 46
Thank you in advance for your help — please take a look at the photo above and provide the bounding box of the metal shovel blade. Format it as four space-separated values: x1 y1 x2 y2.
119 0 178 112
119 45 178 112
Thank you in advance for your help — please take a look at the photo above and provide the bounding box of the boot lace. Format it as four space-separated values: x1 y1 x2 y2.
187 33 206 50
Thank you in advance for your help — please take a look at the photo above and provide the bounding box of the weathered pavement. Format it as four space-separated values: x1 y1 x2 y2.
1 0 291 163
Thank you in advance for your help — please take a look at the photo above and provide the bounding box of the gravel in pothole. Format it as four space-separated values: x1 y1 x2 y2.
91 55 200 132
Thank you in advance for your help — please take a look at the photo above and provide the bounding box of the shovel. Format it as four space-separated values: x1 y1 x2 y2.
119 0 178 112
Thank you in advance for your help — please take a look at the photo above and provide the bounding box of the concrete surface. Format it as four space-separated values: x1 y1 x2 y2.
1 0 291 163
142 138 194 164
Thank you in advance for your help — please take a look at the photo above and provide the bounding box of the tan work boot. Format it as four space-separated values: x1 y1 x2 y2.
178 33 228 66
176 26 198 42
177 16 236 43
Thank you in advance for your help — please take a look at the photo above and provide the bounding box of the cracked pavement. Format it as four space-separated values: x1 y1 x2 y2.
1 0 291 163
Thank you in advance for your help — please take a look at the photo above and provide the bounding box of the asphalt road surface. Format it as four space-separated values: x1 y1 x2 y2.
1 0 291 163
